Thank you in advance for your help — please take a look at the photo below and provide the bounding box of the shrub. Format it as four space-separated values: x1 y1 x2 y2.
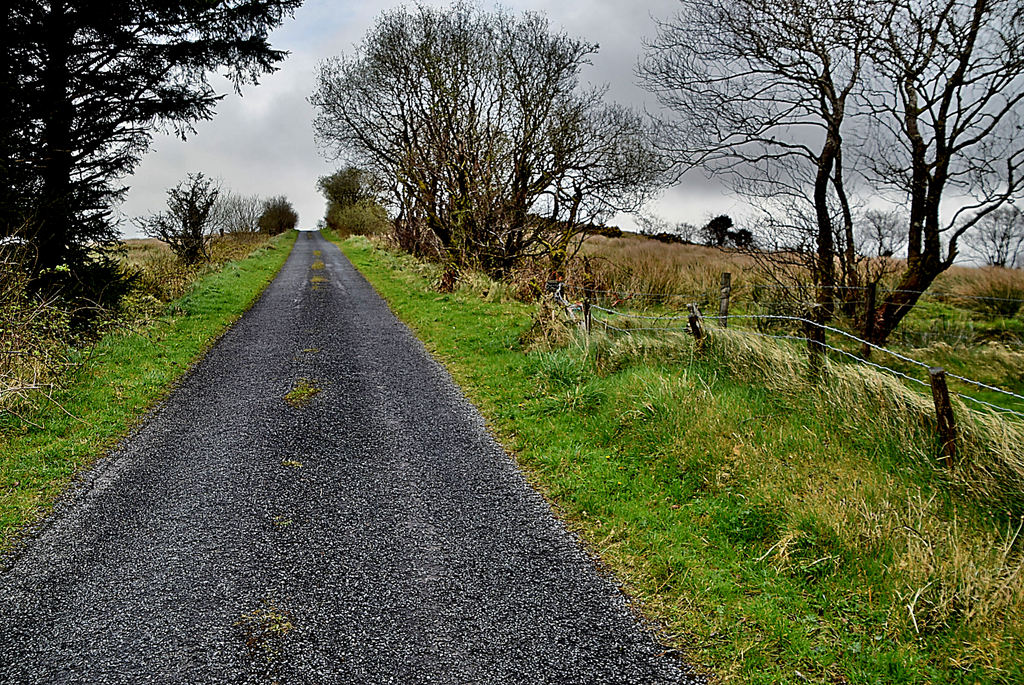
588 224 623 238
136 173 220 265
0 255 73 412
651 231 686 245
326 200 390 237
258 196 298 235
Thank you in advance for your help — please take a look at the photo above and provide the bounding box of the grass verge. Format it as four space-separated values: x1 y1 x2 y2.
0 231 296 553
333 233 1024 685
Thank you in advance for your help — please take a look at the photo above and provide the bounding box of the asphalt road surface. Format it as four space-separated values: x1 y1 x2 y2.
0 231 702 684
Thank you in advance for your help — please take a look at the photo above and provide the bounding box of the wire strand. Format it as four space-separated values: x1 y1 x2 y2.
591 304 693 321
945 372 1024 403
724 328 932 388
954 393 1024 419
578 285 1023 418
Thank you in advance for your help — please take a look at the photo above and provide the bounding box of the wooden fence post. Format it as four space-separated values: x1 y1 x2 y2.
805 305 826 379
719 272 732 328
860 282 877 359
929 367 957 469
688 303 704 343
581 257 595 336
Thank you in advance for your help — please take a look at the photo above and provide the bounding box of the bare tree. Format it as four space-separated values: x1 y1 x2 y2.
855 208 907 288
640 0 885 355
311 3 666 278
212 192 262 235
136 173 219 264
966 205 1024 268
644 0 1024 346
636 212 698 243
859 209 906 260
860 0 1024 342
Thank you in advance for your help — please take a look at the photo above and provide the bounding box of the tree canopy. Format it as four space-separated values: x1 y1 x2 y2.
311 2 666 276
641 0 1024 344
1 0 300 293
318 167 378 212
258 196 298 235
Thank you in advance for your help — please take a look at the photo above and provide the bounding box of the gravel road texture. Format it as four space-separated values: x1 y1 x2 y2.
0 231 702 684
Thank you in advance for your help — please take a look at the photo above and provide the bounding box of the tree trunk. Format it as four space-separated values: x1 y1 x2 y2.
869 250 942 346
812 124 839 327
35 2 75 279
833 147 861 318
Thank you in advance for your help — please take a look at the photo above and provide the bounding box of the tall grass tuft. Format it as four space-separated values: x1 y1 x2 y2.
582 323 1024 644
950 266 1024 318
701 327 1024 514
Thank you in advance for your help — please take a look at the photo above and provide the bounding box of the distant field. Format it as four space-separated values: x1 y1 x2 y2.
575 233 1023 313
121 237 168 248
568 234 1024 416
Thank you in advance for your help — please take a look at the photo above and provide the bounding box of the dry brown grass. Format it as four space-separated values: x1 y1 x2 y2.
939 265 1024 317
0 261 73 413
579 233 1024 310
124 232 271 301
568 234 753 303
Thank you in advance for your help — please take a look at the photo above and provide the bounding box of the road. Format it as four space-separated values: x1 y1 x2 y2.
0 231 701 684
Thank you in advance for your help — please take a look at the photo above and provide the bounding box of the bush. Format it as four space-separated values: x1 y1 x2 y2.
584 224 623 238
258 196 298 235
136 173 220 264
130 248 202 302
0 256 74 412
326 200 390 237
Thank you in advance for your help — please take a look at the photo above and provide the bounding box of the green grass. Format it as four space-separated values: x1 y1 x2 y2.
568 232 1024 418
0 231 296 552
579 285 1024 417
332 233 1024 685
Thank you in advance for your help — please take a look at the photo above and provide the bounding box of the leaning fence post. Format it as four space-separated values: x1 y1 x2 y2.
928 367 957 469
582 296 592 335
860 282 877 359
688 303 704 343
719 272 732 328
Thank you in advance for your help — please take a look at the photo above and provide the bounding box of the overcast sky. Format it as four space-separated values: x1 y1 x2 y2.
117 0 742 237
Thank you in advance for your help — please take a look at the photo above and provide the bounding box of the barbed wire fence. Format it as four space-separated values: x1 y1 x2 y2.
546 274 1024 469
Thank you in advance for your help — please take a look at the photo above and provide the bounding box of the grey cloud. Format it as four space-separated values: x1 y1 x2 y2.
120 0 722 238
